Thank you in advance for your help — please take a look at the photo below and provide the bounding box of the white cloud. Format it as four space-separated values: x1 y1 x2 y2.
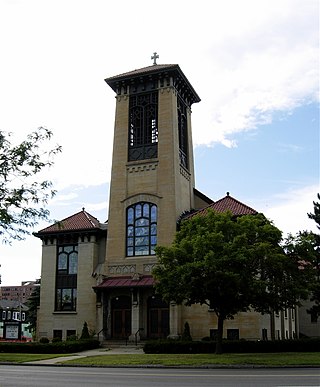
50 192 79 205
191 0 318 147
262 185 319 236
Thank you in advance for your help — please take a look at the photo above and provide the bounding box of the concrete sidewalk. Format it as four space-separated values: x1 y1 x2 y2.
24 345 144 365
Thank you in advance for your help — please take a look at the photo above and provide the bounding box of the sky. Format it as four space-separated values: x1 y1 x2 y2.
0 0 319 286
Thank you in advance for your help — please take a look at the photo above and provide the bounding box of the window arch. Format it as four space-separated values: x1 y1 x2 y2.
126 202 157 256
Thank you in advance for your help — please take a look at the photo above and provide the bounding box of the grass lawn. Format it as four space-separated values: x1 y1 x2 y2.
62 352 320 367
0 352 318 366
0 353 72 363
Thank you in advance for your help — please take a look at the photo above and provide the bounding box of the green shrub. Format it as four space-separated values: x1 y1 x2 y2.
181 322 192 341
0 339 100 354
39 337 49 344
80 322 90 340
143 338 320 354
66 335 78 341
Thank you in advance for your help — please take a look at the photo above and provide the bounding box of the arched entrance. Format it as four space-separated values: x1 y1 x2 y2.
147 295 169 338
111 295 131 339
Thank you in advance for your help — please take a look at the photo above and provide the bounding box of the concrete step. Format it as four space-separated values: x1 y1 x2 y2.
101 340 145 349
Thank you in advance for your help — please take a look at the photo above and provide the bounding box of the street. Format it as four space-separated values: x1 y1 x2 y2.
0 365 319 387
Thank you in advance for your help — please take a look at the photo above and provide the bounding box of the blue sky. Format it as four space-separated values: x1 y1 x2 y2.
0 0 318 286
195 102 318 200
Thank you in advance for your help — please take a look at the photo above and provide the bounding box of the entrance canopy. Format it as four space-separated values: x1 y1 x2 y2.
94 275 155 289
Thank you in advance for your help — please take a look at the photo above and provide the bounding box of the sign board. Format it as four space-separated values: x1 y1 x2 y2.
5 324 19 339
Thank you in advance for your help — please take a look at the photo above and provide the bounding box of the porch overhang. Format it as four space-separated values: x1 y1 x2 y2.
93 275 155 290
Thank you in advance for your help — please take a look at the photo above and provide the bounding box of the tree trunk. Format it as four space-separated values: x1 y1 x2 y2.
215 314 224 354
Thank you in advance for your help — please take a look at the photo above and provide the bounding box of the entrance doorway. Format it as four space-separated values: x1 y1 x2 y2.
147 296 169 338
111 295 131 339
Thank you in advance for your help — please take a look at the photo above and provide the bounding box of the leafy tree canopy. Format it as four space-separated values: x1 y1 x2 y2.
26 279 41 334
153 210 312 353
285 193 320 321
308 193 320 231
0 127 61 242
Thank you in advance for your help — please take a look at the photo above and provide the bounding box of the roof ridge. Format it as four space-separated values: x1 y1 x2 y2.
35 208 103 234
82 208 99 227
220 193 258 213
185 192 258 219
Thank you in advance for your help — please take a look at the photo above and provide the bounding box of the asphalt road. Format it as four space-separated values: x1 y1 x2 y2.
0 366 319 387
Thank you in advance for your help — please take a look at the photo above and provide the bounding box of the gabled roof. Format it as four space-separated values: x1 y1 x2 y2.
35 209 104 235
190 192 258 218
0 300 28 310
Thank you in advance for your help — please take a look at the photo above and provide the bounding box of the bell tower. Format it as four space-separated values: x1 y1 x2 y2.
105 56 201 274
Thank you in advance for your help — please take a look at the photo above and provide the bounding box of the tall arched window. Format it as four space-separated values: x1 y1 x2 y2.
126 202 157 256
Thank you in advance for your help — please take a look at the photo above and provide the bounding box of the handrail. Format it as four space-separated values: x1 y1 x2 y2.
97 327 107 341
134 327 144 346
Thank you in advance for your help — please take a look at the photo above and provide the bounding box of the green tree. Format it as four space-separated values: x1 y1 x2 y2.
181 321 192 341
0 127 61 242
308 193 320 230
306 193 320 320
153 210 311 354
26 280 41 337
283 230 318 311
284 194 320 322
80 321 90 339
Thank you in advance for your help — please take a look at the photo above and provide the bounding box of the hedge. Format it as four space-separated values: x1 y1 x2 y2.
143 338 320 354
0 339 100 354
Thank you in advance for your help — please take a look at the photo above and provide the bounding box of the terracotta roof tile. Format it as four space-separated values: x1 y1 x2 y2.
190 193 258 218
37 209 102 234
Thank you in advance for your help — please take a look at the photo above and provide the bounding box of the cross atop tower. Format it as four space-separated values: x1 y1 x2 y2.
151 52 159 65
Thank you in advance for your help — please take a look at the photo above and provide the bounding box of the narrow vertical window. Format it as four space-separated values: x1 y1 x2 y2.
55 245 78 311
126 202 157 256
177 95 188 169
128 92 158 161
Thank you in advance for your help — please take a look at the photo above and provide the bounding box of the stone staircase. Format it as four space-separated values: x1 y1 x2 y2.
101 339 145 350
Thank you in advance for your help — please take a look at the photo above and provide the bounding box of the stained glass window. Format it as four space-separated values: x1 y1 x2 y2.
126 202 157 256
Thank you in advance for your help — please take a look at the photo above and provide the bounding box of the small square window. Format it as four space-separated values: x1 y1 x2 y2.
227 329 239 341
53 330 62 340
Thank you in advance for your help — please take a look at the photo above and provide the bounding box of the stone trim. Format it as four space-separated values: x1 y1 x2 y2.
143 263 156 273
127 163 158 173
180 166 191 181
108 265 136 275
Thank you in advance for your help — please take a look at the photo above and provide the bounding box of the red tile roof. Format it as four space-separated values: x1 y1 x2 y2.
190 192 258 218
36 209 102 234
95 275 155 289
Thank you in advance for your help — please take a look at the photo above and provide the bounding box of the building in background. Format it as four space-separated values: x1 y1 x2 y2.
0 281 37 304
0 300 31 341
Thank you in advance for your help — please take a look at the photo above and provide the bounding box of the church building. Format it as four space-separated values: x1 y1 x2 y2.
34 57 298 342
